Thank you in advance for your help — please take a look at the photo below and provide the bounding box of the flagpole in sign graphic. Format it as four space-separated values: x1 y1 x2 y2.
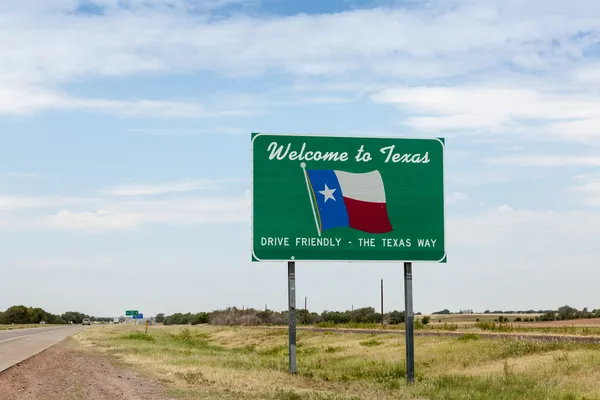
301 162 322 237
301 162 393 236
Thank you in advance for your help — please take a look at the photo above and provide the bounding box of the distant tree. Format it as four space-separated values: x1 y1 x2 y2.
389 310 405 324
28 307 50 324
164 313 191 325
190 312 209 325
61 311 89 324
422 316 430 325
539 312 556 321
297 309 314 325
155 313 165 323
557 305 578 321
432 309 451 315
5 305 30 324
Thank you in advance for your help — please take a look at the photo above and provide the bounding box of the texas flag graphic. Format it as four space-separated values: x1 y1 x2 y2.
303 164 393 235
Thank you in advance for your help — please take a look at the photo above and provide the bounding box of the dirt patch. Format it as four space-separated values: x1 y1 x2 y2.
0 338 174 400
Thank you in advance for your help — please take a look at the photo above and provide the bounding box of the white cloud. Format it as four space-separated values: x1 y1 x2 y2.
1 0 600 117
448 192 469 204
0 195 91 211
573 63 600 83
442 205 600 312
103 179 219 196
568 174 600 207
449 205 600 249
488 155 600 167
7 256 121 270
4 172 39 178
0 85 252 118
41 209 149 233
124 127 247 136
371 85 600 140
41 197 249 233
0 177 249 232
302 96 353 105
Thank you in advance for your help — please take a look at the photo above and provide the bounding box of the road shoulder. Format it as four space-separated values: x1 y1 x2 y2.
0 338 173 400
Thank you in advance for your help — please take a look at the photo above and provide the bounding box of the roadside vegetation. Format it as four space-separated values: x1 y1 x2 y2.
5 303 600 338
158 304 600 326
153 305 600 337
75 324 600 400
0 305 109 325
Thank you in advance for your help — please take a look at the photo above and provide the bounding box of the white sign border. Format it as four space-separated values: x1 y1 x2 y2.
250 132 447 263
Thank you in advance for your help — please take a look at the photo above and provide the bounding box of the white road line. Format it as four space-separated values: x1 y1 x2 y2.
0 328 70 345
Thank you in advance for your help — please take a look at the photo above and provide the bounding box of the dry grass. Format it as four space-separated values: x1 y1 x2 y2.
517 318 600 328
73 324 600 400
0 324 49 330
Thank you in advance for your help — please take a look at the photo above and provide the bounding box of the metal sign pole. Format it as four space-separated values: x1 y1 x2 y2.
288 261 297 374
404 262 415 383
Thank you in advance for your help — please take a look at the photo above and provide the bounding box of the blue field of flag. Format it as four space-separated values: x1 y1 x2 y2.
306 169 350 232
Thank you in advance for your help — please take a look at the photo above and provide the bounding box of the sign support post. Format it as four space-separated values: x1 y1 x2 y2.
404 262 415 383
288 261 297 374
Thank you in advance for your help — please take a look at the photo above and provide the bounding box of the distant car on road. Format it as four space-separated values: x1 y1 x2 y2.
82 318 90 326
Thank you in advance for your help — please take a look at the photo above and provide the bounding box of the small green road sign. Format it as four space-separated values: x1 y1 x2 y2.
125 310 139 316
251 133 446 262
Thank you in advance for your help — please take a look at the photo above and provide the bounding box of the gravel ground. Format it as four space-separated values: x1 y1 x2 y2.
0 339 173 400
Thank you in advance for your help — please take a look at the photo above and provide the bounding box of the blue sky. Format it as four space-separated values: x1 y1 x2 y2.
2 0 600 318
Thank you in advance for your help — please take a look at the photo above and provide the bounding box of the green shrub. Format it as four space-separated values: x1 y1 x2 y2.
324 346 344 353
476 320 496 331
458 333 480 341
121 332 155 342
359 338 383 347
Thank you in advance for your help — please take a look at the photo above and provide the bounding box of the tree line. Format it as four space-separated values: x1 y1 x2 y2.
0 305 111 325
536 305 600 322
431 305 600 321
155 304 600 326
432 308 557 315
6 304 597 326
155 307 428 326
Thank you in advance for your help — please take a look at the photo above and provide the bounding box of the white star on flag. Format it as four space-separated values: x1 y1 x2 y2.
319 184 336 202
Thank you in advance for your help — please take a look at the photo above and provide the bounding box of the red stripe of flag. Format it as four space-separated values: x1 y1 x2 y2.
343 197 393 234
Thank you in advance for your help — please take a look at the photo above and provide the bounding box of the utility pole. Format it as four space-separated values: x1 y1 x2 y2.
381 279 384 327
304 296 307 325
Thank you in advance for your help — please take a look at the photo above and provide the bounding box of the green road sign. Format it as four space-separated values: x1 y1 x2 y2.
125 310 139 316
251 133 446 262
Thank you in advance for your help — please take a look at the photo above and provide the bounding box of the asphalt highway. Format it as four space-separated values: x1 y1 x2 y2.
0 326 85 373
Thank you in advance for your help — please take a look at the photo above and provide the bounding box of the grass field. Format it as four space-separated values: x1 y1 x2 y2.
0 324 45 330
75 324 600 399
